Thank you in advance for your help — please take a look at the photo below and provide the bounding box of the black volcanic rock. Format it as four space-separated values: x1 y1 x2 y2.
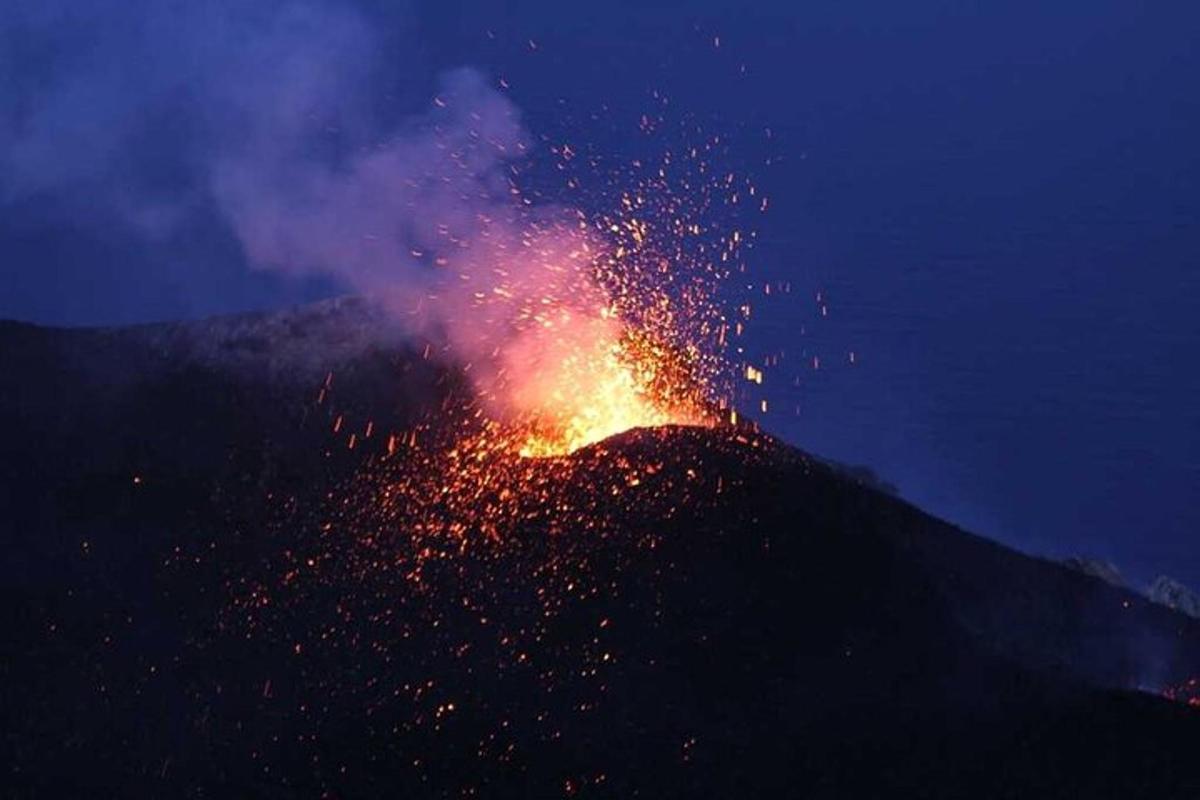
3 306 1199 799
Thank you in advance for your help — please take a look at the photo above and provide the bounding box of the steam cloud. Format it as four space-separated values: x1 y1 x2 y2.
0 0 641 424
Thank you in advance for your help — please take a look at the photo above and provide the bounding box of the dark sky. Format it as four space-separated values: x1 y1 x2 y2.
2 1 1198 587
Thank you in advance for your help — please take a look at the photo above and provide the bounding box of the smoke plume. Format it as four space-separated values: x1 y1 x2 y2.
0 0 681 432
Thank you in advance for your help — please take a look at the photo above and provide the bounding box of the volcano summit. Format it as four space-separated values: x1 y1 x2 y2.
3 301 1199 798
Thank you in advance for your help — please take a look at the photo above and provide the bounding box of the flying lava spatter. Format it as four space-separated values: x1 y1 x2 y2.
418 106 765 460
206 97 782 792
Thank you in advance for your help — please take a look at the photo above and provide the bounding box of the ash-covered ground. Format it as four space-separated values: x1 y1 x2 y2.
3 302 1199 798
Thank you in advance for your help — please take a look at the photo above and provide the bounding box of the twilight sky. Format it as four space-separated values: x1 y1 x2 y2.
2 0 1198 586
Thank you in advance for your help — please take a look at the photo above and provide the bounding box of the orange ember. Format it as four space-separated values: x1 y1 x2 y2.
1163 677 1200 708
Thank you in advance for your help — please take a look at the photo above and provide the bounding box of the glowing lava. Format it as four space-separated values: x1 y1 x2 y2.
446 212 729 460
511 317 714 458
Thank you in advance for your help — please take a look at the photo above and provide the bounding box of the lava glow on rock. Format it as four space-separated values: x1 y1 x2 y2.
514 354 709 459
508 318 717 458
211 105 771 791
395 113 758 460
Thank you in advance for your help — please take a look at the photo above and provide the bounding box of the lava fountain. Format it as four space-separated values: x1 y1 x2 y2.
501 298 717 458
416 199 737 460
218 69 758 459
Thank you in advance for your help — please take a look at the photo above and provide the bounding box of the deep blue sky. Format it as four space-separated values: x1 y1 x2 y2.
2 1 1198 587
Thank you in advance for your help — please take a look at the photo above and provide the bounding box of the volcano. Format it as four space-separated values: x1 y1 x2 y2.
3 300 1200 798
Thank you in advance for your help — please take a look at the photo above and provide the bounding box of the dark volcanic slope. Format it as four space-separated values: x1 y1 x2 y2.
3 307 1199 799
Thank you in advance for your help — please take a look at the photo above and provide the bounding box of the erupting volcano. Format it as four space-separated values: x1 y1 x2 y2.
6 90 1200 796
441 217 728 461
6 0 1200 795
212 69 759 470
6 297 1200 798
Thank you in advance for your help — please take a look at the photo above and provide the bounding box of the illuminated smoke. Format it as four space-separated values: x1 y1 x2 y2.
212 63 716 452
2 0 748 452
194 6 735 453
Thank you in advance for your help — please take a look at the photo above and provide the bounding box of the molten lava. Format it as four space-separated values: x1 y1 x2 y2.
444 210 730 460
511 322 714 458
